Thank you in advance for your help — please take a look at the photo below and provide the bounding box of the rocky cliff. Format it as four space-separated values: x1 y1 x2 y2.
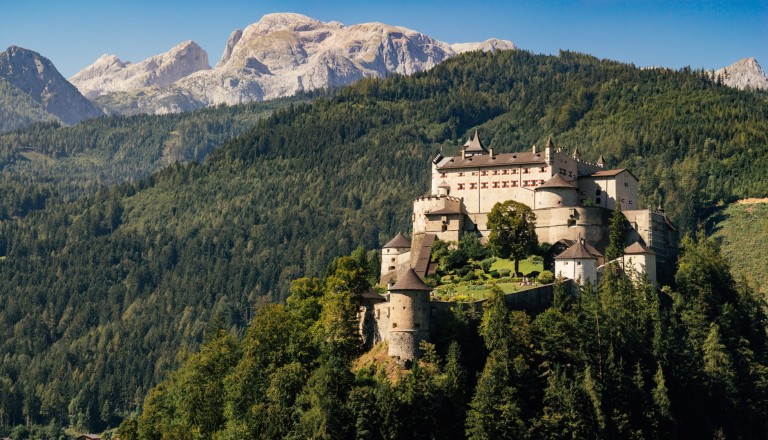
715 57 768 91
0 46 104 125
81 13 515 115
70 40 210 99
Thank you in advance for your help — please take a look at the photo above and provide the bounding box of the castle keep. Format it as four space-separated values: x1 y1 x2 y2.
370 132 678 364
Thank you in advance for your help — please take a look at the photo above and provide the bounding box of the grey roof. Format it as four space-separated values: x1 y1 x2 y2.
426 207 463 215
555 240 601 260
585 168 638 181
546 136 555 149
383 233 411 248
438 180 450 188
624 241 656 255
413 233 436 278
535 173 578 190
390 268 431 291
464 129 488 153
437 151 546 170
361 288 387 302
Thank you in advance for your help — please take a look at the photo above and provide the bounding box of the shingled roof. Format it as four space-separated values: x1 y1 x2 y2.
383 233 411 249
389 268 431 291
535 173 578 190
464 129 487 153
437 151 546 170
624 241 656 255
555 240 602 260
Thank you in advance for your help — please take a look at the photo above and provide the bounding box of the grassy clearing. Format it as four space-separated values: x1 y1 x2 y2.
432 256 544 302
711 202 768 297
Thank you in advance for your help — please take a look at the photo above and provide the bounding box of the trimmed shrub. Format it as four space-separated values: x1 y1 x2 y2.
489 270 500 278
499 268 511 277
538 270 555 284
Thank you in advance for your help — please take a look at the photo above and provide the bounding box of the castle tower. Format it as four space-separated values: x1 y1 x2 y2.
554 238 600 285
534 174 579 209
387 268 432 365
380 233 411 283
623 241 657 285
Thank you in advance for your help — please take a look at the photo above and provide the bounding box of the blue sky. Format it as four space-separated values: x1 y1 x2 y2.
1 0 766 78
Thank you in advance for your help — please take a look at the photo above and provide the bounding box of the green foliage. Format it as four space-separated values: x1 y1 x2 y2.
537 270 555 285
4 49 768 434
604 207 627 262
487 200 538 275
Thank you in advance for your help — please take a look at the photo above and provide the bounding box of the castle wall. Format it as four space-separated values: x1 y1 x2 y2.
535 187 579 209
533 206 611 248
624 208 679 282
381 247 411 274
623 253 657 286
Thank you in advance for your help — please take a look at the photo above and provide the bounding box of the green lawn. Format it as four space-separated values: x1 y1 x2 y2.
432 256 544 302
711 202 768 297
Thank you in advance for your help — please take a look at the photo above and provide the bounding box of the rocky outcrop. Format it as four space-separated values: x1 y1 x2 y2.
70 40 210 99
85 13 515 115
715 57 768 91
0 46 103 125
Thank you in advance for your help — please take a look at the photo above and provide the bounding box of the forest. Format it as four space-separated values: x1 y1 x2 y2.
118 231 768 440
1 49 767 436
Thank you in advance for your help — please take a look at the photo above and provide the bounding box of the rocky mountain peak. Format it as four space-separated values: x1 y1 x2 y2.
247 12 330 34
70 41 210 99
0 45 103 124
715 57 768 91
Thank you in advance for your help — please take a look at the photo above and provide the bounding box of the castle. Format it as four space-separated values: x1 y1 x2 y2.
366 131 679 364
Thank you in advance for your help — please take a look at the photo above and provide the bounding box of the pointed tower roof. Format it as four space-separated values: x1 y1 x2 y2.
464 129 488 153
383 233 411 249
390 268 431 291
535 173 578 190
546 136 555 149
438 180 450 189
572 146 580 159
555 239 601 260
624 241 656 255
596 155 605 167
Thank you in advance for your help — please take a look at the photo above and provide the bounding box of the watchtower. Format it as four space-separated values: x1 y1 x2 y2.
387 268 432 365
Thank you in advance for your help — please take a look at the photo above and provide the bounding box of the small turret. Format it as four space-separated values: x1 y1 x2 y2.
596 154 605 168
572 146 580 160
380 233 411 282
545 136 554 165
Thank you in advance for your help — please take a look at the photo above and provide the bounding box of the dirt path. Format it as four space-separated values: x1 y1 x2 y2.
736 198 768 204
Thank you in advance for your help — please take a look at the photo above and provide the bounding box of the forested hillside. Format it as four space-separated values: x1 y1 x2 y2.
0 96 304 220
0 78 58 133
121 236 768 440
2 49 768 435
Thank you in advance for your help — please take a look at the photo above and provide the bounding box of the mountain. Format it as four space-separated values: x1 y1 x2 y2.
69 40 211 99
0 46 104 125
714 57 768 90
0 77 59 132
82 13 515 115
3 50 768 434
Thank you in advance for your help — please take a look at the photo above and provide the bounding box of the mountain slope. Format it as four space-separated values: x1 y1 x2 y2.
85 13 515 114
2 50 767 433
0 78 59 132
0 46 104 124
70 41 210 99
715 57 768 90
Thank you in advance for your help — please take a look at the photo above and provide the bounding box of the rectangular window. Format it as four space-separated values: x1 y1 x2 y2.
492 170 499 175
511 181 518 187
457 183 465 190
458 172 465 177
511 168 518 174
502 181 509 188
539 166 547 172
481 170 488 176
471 171 479 176
469 183 477 190
523 168 530 174
481 182 488 189
559 168 566 175
625 182 629 187
440 172 447 178
502 169 509 175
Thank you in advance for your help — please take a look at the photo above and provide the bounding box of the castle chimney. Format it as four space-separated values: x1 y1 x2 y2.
532 144 537 154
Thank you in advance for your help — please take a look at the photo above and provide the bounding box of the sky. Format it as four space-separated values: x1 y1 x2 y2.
1 0 766 78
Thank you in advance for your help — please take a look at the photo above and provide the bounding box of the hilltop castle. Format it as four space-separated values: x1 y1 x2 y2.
367 131 679 364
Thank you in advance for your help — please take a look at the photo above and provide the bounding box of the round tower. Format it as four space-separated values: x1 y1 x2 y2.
535 174 579 208
554 238 600 285
387 268 431 365
381 233 411 279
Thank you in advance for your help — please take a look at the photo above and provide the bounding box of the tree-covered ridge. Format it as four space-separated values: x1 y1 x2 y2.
0 96 306 220
0 78 58 133
1 49 768 434
119 234 768 440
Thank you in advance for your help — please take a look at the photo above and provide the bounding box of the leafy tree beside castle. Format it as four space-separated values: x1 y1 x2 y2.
487 200 538 276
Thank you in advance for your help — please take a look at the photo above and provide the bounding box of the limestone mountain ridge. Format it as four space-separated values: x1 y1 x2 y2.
715 57 768 90
76 12 516 115
0 46 104 125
